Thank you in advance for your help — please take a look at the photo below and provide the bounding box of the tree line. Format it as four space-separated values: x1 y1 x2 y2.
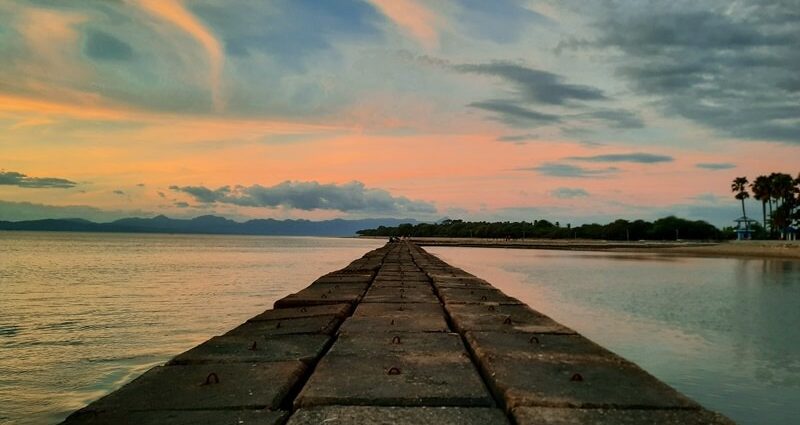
731 172 799 238
357 216 723 241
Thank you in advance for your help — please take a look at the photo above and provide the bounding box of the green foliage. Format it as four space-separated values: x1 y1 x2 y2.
357 216 723 241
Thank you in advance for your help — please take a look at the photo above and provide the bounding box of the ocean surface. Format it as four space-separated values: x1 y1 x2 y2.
428 246 800 425
1 233 798 424
0 232 383 424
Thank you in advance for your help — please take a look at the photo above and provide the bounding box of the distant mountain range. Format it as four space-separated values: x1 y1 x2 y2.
0 215 420 236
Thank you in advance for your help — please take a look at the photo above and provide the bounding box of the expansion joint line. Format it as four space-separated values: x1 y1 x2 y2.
406 242 513 421
281 246 393 412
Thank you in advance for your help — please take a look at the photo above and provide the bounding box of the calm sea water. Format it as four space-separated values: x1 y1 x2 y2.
0 232 383 425
2 234 798 424
427 247 800 425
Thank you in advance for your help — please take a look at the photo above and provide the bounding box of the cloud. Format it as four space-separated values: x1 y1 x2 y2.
696 162 736 170
551 187 590 198
137 0 225 110
0 170 77 188
581 109 645 129
456 62 607 105
520 162 619 178
468 100 560 127
368 0 439 49
83 30 133 61
496 133 539 143
566 153 673 163
190 0 381 65
453 0 552 44
170 180 437 215
570 1 800 143
112 190 125 195
174 201 190 208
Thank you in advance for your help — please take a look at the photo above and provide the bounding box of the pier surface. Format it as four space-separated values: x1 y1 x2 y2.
61 242 735 424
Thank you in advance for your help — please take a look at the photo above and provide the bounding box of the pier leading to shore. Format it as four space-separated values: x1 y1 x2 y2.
60 242 735 424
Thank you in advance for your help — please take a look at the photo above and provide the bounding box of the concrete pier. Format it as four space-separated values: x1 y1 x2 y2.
60 242 735 424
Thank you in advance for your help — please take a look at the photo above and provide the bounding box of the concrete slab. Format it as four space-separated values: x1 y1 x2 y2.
225 315 340 337
328 332 468 357
314 275 374 284
353 302 446 317
338 314 449 333
362 286 439 303
465 332 613 362
294 353 494 408
438 288 522 305
77 362 306 412
430 276 493 289
446 304 574 334
287 406 510 425
476 356 699 410
512 407 735 425
274 285 366 308
62 409 287 425
168 334 331 365
370 281 431 290
248 304 352 321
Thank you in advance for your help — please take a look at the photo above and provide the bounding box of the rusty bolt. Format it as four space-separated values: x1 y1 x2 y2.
202 372 220 386
503 316 513 325
570 373 584 382
387 367 402 375
529 336 540 344
391 336 401 344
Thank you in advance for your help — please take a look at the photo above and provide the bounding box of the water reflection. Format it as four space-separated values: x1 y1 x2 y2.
0 232 383 425
428 247 800 425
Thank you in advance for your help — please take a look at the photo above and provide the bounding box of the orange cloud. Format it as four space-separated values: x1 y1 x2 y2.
135 0 225 110
368 0 440 49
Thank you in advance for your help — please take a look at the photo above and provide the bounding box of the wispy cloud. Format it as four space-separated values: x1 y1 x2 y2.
136 0 225 110
0 171 77 188
468 100 560 127
368 0 440 49
566 153 673 163
696 162 736 170
170 180 436 215
519 163 619 178
496 133 539 144
551 187 590 198
457 62 606 105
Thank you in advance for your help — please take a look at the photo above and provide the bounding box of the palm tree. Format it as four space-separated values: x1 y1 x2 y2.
732 176 750 232
751 175 770 235
770 173 795 235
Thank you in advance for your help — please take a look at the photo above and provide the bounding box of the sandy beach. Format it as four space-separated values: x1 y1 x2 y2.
400 237 800 260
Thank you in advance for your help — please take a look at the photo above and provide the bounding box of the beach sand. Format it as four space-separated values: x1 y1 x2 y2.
397 237 800 260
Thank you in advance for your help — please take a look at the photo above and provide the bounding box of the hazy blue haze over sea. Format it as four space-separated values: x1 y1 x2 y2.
1 233 798 424
429 247 800 425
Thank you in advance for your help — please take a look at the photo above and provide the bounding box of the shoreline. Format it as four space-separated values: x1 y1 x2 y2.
396 237 800 260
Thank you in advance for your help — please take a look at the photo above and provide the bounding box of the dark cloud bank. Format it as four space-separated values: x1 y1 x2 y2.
561 0 800 143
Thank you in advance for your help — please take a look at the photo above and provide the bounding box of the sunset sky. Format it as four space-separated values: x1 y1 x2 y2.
1 0 798 226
